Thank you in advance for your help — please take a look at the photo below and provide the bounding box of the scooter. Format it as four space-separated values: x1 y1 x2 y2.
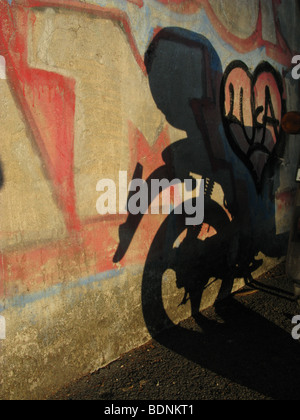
281 112 300 305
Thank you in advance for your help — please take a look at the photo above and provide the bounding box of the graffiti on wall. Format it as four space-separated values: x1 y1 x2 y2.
0 0 296 307
221 61 284 190
0 0 299 401
96 27 286 339
73 0 293 67
154 0 292 65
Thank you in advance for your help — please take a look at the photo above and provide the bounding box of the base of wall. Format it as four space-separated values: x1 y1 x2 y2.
0 254 284 400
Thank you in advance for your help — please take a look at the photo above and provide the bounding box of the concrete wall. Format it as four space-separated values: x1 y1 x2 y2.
0 0 299 399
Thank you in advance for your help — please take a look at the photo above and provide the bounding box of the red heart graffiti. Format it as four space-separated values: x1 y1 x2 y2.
221 61 284 190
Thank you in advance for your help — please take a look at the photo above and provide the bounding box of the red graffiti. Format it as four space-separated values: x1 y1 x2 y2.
0 0 169 298
155 0 293 67
0 2 79 231
0 0 293 300
0 0 147 234
128 121 171 181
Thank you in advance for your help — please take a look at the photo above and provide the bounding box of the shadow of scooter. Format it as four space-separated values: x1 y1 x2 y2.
281 112 300 304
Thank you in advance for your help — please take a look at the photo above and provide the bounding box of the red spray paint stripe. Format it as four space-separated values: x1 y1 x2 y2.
0 2 80 231
0 213 165 300
0 0 147 231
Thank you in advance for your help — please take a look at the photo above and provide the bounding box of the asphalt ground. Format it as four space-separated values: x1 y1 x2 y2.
51 262 300 401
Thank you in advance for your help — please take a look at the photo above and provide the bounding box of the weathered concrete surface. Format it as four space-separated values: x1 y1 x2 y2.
0 0 299 400
51 263 300 401
0 258 281 400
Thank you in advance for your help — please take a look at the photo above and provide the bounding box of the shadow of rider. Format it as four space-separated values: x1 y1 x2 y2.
144 28 261 316
114 28 267 320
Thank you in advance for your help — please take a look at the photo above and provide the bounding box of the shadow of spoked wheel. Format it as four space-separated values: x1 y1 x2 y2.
141 197 232 338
